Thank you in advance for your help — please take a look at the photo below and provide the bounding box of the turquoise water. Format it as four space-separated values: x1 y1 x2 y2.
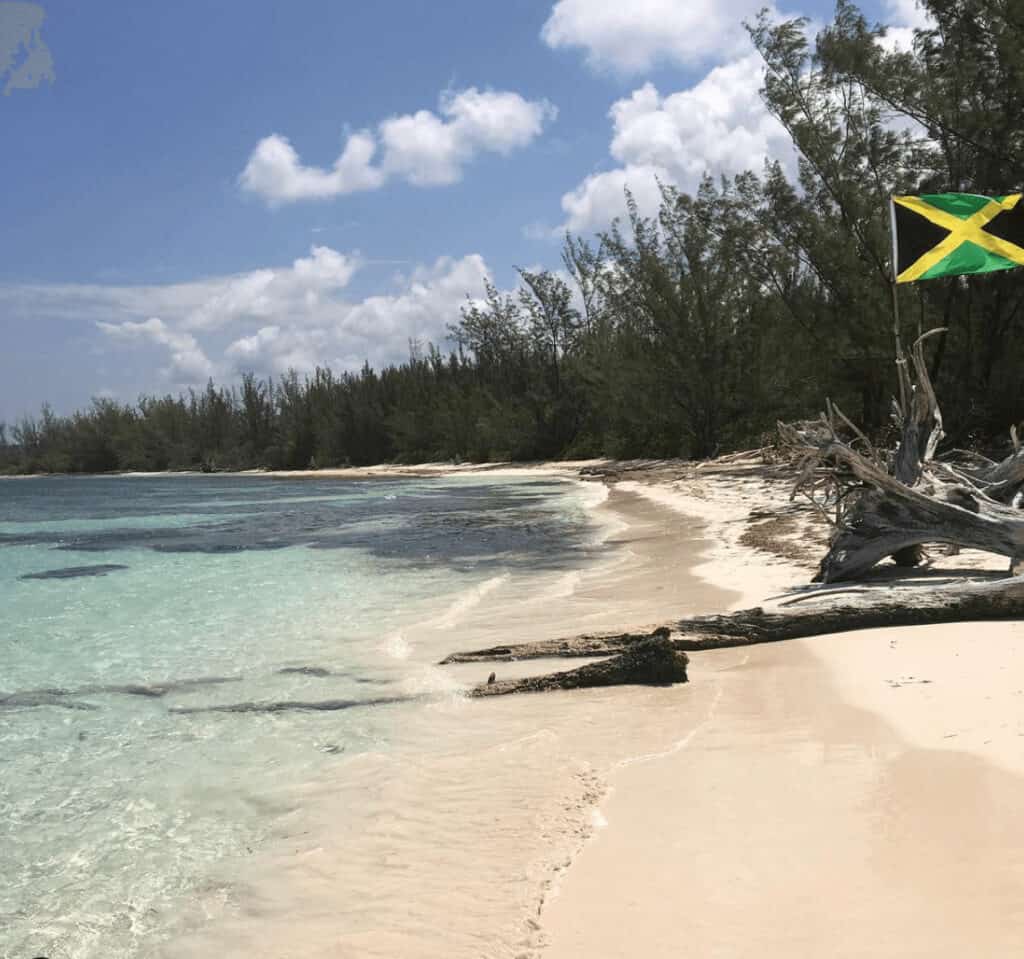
0 474 605 959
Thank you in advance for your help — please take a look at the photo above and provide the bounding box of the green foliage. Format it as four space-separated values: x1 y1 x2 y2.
6 1 1024 473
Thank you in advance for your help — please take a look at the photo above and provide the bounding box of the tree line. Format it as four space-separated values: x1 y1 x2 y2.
5 0 1024 475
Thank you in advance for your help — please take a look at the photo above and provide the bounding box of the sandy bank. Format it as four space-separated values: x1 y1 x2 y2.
541 460 1024 957
254 459 607 481
0 459 607 481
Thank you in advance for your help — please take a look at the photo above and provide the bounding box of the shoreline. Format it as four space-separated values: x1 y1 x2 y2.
540 461 1024 957
159 476 735 958
13 461 1024 955
0 459 610 481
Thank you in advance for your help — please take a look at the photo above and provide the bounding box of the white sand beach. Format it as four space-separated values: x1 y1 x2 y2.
151 458 1024 958
541 462 1024 958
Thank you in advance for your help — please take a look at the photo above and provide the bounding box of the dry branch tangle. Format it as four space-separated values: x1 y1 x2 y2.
781 331 1024 582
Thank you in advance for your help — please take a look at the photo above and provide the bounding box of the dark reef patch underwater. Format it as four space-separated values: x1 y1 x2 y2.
19 563 129 580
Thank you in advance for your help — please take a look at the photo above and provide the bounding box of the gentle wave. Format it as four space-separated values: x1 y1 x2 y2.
427 573 511 629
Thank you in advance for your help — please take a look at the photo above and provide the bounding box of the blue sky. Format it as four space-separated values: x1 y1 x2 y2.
0 0 918 425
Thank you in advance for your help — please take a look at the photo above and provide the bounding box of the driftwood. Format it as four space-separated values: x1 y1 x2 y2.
440 628 663 664
468 632 687 697
447 575 1024 669
667 575 1024 649
780 330 1024 582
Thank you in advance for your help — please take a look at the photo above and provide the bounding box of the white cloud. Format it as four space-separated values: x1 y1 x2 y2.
558 54 793 232
330 254 490 367
0 246 361 339
541 0 774 73
559 163 669 234
887 0 932 31
239 132 385 202
219 254 490 375
241 87 556 203
879 0 934 52
219 254 492 374
4 246 494 388
97 317 216 384
184 245 361 331
224 325 282 361
225 325 331 375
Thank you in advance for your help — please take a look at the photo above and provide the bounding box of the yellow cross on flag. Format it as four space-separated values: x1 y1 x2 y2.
891 193 1024 283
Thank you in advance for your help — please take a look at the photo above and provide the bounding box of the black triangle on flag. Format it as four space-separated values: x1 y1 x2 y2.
892 201 951 277
983 204 1024 247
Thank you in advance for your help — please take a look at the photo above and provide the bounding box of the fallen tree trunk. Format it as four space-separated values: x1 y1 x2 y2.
667 574 1024 649
468 632 687 697
440 628 663 664
445 575 1024 665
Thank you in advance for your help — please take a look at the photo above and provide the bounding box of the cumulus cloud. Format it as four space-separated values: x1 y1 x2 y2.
330 254 490 367
5 246 493 389
215 252 487 376
225 325 332 375
558 55 793 232
239 132 385 203
97 317 216 384
241 87 557 203
184 245 360 331
610 64 790 181
559 164 669 235
3 246 361 340
541 0 774 73
225 254 493 375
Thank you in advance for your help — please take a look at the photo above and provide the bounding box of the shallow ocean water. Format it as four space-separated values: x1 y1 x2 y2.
0 473 611 959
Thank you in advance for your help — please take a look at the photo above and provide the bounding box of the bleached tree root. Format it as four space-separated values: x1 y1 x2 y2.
806 444 1024 582
780 330 1024 582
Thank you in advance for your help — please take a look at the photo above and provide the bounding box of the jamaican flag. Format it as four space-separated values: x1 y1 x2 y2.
891 193 1024 283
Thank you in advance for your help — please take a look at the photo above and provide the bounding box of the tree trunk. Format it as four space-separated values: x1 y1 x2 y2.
443 575 1024 667
467 632 688 697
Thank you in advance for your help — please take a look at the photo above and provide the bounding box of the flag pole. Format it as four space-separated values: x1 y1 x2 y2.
890 276 904 360
889 196 905 363
889 196 910 417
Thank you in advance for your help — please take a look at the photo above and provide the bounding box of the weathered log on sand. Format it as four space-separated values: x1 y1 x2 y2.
667 575 1024 649
468 632 687 697
447 576 1024 666
439 628 663 664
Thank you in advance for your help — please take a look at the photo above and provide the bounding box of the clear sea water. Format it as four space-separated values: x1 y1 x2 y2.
0 474 608 959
